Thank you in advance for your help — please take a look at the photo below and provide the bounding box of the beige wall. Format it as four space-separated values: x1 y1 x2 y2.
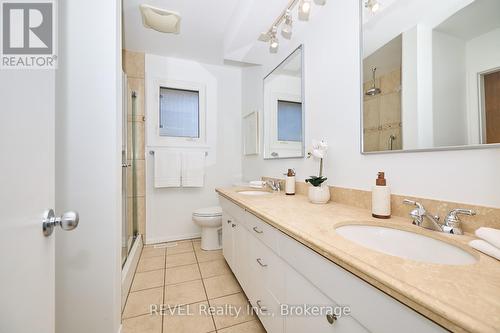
123 50 146 236
363 68 402 152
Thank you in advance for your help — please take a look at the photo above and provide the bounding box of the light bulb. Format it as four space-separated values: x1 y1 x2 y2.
298 0 311 21
371 2 380 12
281 11 293 39
269 37 279 53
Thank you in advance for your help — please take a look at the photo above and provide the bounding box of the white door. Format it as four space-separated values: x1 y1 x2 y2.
0 70 58 332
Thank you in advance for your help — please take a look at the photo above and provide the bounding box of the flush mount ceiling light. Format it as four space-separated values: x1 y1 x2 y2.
139 4 181 34
365 0 380 13
298 0 312 21
281 10 293 39
258 0 326 53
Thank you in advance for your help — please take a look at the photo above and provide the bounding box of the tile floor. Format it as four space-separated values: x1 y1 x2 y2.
122 238 266 333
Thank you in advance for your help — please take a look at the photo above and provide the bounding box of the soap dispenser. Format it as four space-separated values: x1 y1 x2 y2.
285 169 296 195
372 172 391 219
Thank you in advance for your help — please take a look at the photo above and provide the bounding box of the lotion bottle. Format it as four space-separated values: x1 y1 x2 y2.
372 172 391 219
285 169 296 195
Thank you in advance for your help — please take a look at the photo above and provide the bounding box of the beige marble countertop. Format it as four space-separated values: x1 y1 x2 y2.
216 187 500 333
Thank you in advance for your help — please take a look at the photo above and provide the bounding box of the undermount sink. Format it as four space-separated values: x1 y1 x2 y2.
335 224 477 265
237 190 271 196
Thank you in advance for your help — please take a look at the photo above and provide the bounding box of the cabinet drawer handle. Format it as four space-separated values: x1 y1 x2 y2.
253 226 263 234
256 300 267 312
256 258 268 267
326 314 337 325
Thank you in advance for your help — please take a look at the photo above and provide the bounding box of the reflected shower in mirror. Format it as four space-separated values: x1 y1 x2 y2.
263 45 304 159
362 0 500 153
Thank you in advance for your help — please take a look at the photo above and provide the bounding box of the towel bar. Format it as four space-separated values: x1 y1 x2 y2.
149 150 208 156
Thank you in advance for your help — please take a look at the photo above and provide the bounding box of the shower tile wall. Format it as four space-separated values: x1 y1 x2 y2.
363 68 402 152
123 50 146 236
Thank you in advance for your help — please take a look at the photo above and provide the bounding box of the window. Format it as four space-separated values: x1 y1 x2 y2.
277 100 302 142
159 87 200 138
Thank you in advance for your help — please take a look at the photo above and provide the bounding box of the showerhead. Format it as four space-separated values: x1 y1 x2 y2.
365 67 381 96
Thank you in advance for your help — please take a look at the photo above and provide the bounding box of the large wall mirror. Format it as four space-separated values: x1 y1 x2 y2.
362 0 500 153
263 45 304 159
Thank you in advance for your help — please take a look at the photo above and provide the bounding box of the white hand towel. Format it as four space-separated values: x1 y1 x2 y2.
181 151 205 187
154 150 181 188
469 239 500 261
475 227 500 249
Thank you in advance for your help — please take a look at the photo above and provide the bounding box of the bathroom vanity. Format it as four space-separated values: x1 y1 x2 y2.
217 187 500 333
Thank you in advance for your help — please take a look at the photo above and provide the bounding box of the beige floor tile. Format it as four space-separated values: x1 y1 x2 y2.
209 293 255 329
137 256 165 272
122 313 162 333
199 259 231 278
141 246 166 258
166 252 197 268
164 279 207 306
195 249 223 263
163 301 215 333
204 274 241 299
165 264 201 285
193 240 203 252
131 269 164 292
166 241 194 255
217 320 266 333
123 287 163 319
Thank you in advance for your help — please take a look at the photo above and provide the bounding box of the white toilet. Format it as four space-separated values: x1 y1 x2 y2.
192 206 223 250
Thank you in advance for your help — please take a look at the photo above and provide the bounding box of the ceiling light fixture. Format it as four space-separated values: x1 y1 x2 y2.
365 0 380 13
314 0 327 5
281 10 293 39
298 0 312 21
258 0 326 53
139 4 181 34
269 26 279 53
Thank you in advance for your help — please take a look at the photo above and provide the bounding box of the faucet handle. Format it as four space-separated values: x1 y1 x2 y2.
403 199 425 213
445 208 476 223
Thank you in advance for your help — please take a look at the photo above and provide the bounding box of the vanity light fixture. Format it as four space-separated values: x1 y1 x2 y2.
298 0 312 21
281 10 293 39
365 0 380 13
258 0 326 53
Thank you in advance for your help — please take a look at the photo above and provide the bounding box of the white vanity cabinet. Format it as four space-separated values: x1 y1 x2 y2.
218 196 446 333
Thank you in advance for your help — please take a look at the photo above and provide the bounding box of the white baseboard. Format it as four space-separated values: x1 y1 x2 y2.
121 235 143 313
146 232 201 245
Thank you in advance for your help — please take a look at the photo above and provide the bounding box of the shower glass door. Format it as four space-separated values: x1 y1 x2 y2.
122 74 139 266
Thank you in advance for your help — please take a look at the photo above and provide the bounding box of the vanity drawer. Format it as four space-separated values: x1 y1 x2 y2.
219 196 245 221
249 285 284 333
245 210 280 254
248 234 285 303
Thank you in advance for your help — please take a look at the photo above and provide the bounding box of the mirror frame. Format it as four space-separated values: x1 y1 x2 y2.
263 44 305 160
359 0 500 155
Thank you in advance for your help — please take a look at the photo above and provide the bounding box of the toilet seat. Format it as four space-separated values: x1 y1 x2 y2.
192 206 222 218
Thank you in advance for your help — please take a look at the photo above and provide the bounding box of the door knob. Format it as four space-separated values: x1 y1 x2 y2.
42 209 80 236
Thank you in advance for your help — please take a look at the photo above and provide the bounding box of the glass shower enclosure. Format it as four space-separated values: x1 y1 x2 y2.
122 75 139 266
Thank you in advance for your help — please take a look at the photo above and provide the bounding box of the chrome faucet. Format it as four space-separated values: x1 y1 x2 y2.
403 199 476 235
266 179 281 192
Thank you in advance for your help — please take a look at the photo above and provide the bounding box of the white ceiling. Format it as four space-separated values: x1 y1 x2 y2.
435 0 500 41
123 0 315 65
123 0 243 64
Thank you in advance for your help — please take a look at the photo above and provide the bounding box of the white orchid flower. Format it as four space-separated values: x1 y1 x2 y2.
311 139 328 159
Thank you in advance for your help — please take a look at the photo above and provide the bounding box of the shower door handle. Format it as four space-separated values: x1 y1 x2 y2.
42 209 80 236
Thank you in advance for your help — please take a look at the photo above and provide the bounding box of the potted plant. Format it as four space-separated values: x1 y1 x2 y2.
306 140 330 204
